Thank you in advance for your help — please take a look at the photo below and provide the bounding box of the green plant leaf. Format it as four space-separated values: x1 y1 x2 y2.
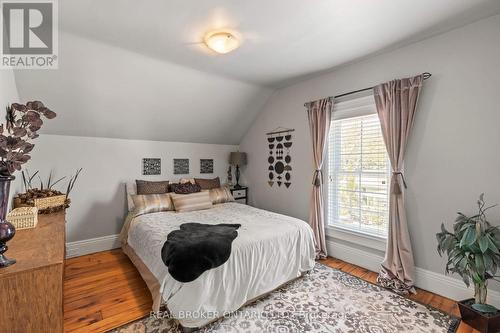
470 243 481 254
483 254 493 272
460 223 472 232
490 227 500 239
472 303 498 313
460 228 477 248
486 235 499 254
479 236 489 253
458 257 468 272
450 250 464 266
444 236 457 252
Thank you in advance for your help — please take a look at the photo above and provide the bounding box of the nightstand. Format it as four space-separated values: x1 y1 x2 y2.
230 186 248 204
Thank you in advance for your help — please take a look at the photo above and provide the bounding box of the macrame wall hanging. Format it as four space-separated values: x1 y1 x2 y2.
266 127 294 188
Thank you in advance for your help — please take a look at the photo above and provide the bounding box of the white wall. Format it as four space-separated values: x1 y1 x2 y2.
240 14 500 287
1 69 19 212
1 69 19 109
11 134 237 242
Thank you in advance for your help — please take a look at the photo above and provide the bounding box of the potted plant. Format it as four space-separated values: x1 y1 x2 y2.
0 101 56 267
436 194 500 333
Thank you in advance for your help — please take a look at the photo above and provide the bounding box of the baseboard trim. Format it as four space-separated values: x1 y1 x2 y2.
326 239 500 308
66 234 120 258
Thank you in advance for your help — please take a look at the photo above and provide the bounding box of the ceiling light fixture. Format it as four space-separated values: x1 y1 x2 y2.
204 31 240 54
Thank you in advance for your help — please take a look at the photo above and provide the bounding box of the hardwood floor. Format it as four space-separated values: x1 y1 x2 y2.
64 250 480 332
64 250 152 332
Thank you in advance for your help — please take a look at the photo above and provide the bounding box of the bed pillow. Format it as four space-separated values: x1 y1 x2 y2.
135 180 170 195
131 193 174 217
208 186 234 205
179 178 195 184
169 183 179 192
194 177 221 190
171 191 213 212
173 182 201 194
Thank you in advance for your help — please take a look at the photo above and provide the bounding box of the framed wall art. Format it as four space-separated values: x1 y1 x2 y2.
173 158 189 174
200 159 214 174
142 158 161 175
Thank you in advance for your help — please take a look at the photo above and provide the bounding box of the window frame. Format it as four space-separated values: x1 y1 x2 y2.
324 93 389 251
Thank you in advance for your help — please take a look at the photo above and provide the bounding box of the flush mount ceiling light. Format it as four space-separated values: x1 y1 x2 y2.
204 31 240 54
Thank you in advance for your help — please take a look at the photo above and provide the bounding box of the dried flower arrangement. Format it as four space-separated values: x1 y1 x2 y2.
0 101 56 267
13 168 82 214
0 101 56 176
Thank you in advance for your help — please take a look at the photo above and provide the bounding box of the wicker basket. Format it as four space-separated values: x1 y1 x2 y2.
7 207 38 230
33 195 67 210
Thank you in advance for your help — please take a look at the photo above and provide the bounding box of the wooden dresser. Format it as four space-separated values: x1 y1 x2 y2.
0 212 66 333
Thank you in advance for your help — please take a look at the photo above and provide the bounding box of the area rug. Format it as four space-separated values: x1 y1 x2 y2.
110 263 460 333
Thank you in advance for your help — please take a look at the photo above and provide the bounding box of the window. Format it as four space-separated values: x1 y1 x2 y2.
327 95 390 238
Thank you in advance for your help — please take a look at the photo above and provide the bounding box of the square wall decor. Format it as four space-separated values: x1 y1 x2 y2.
142 158 161 175
200 159 214 174
173 158 189 174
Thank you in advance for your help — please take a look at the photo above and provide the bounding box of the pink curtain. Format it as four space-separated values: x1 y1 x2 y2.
374 74 424 294
306 97 333 259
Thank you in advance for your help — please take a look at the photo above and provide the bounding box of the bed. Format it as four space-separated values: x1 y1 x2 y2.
119 184 316 330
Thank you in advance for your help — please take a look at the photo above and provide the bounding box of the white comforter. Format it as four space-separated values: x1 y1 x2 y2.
126 202 315 328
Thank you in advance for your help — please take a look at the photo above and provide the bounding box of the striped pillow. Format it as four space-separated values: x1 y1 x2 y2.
208 186 234 205
171 191 213 212
131 193 174 217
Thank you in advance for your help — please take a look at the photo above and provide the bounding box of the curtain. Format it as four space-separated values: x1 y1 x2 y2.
306 97 333 259
374 74 424 294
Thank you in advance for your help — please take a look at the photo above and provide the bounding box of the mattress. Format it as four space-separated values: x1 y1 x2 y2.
124 202 316 328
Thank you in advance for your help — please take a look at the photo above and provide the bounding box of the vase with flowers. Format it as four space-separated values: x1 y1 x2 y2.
0 101 56 267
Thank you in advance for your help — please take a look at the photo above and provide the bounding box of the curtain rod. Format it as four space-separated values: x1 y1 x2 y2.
266 128 295 135
304 72 432 107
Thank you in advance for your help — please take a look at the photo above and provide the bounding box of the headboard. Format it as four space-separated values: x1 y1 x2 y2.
125 182 137 211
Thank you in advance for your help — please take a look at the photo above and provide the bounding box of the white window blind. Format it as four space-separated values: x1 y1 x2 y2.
327 95 390 237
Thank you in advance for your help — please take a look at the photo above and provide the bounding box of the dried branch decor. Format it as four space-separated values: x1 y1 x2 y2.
14 168 82 214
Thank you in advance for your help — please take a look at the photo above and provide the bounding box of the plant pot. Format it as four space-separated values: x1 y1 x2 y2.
458 298 500 333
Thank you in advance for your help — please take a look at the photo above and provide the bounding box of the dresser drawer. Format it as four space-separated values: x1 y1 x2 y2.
232 189 246 199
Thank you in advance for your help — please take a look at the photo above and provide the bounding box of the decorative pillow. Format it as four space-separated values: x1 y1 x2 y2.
135 180 169 195
195 177 221 190
169 183 179 192
131 193 174 217
174 182 201 194
208 186 234 205
171 192 213 212
179 178 195 184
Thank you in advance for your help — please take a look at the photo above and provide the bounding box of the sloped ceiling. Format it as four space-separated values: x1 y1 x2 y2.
14 0 500 144
15 31 273 145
